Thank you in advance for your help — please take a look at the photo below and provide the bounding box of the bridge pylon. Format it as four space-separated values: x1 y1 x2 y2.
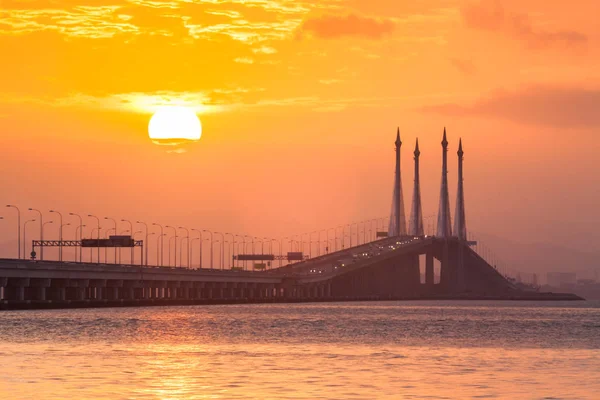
436 128 452 238
408 138 424 236
388 128 407 237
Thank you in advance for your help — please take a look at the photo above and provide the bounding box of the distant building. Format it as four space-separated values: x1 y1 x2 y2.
547 272 577 288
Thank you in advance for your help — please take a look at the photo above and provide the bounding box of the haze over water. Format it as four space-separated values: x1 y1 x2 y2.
2 301 599 399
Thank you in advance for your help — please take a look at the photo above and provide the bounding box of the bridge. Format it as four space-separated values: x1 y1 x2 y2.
0 129 582 309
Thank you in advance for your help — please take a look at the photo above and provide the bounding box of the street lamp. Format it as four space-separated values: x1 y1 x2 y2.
104 228 115 263
168 234 178 267
136 221 149 266
29 208 43 260
75 224 86 262
152 223 164 267
91 227 101 263
203 230 213 269
191 229 203 269
178 227 190 268
6 205 20 259
214 232 224 269
49 210 63 261
23 218 35 260
225 233 234 269
88 214 100 264
121 219 134 265
271 238 281 268
104 217 117 264
42 221 54 259
234 234 244 269
69 213 83 262
61 223 71 261
190 237 199 269
165 225 177 267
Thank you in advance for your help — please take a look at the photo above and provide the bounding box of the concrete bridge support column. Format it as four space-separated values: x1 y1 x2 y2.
6 278 30 301
0 278 7 300
29 278 51 301
456 242 465 292
425 252 434 286
227 283 237 300
193 282 204 299
73 280 90 301
167 282 180 300
181 282 192 300
107 280 123 301
90 280 107 301
440 240 450 288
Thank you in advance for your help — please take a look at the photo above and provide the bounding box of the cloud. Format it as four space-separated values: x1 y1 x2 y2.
462 1 587 48
252 45 277 54
422 86 600 128
234 57 254 64
299 13 395 39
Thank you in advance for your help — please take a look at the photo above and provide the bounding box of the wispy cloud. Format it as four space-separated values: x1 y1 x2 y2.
234 57 254 64
462 1 588 48
422 86 600 128
299 13 395 39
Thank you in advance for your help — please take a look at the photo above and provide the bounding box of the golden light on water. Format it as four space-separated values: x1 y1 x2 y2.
148 106 202 146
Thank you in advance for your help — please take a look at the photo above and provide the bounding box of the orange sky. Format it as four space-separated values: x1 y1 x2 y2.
1 0 599 274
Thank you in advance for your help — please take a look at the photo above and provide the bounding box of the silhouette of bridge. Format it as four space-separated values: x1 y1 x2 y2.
0 129 581 308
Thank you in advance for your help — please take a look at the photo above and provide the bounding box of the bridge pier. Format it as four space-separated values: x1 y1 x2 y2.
425 252 434 286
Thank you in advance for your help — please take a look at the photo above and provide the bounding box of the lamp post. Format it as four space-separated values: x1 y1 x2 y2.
271 238 281 268
152 223 164 267
214 232 224 269
29 208 43 260
168 235 178 267
351 222 358 247
133 230 144 265
104 217 117 264
121 219 134 265
69 213 83 262
61 223 71 260
88 214 101 264
191 229 203 269
244 235 253 269
189 237 198 269
147 232 156 265
75 224 86 262
178 227 190 268
136 221 149 266
165 225 177 267
49 210 63 261
203 230 213 269
214 240 221 269
23 218 35 260
6 205 20 259
91 227 101 263
234 234 244 269
225 233 234 269
42 221 53 259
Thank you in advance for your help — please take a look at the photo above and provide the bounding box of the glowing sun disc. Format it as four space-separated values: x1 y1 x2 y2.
148 107 202 142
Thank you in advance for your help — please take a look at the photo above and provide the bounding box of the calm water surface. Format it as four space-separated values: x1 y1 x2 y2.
1 301 599 399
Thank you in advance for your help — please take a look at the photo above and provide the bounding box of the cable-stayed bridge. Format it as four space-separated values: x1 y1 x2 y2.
0 129 582 308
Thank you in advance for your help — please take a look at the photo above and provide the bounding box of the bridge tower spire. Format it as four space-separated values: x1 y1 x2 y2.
388 128 407 237
453 138 467 240
436 128 452 237
408 138 424 236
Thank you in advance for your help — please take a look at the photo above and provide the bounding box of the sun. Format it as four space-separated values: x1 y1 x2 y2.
148 106 202 145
